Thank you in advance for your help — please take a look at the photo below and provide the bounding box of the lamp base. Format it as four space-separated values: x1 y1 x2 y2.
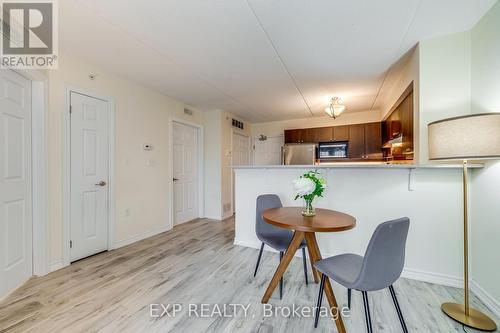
442 302 497 331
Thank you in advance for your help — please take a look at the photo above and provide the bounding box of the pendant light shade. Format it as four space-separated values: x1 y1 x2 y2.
324 97 346 119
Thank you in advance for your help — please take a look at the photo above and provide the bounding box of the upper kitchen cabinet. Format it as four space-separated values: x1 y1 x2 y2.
364 122 383 159
348 124 365 159
316 126 334 142
333 125 349 141
348 123 383 160
284 129 300 143
382 82 414 160
285 128 318 143
301 128 317 143
384 109 401 142
284 122 384 160
400 91 414 155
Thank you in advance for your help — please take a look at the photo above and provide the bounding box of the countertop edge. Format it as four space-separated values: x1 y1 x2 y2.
231 163 484 170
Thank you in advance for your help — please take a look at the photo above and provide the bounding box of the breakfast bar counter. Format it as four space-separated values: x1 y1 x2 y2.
233 164 481 286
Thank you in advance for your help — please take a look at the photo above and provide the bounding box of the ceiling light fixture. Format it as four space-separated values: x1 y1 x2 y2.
324 97 346 119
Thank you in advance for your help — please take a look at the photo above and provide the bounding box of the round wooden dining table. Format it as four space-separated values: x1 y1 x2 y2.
261 207 356 333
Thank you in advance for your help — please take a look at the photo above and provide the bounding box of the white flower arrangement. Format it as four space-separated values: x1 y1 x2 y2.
293 170 326 201
293 177 316 197
293 170 326 216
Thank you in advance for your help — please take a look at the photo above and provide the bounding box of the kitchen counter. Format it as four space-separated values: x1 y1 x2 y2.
232 162 483 169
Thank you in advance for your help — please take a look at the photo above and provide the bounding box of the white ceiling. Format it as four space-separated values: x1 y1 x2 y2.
59 0 496 122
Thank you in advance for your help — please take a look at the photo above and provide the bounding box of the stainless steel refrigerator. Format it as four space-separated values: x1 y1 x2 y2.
282 144 317 165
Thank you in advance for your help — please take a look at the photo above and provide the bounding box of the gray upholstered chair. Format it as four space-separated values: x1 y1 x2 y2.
254 194 309 299
314 217 410 333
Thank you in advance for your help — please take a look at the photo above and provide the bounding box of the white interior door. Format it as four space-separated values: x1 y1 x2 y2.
0 70 32 299
254 136 284 165
232 132 250 166
173 122 199 225
70 92 109 262
231 132 250 213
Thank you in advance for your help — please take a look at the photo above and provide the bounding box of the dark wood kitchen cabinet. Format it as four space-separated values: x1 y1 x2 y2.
348 124 365 159
364 122 383 159
284 129 300 143
383 113 401 142
382 82 414 160
333 125 349 141
316 127 334 142
400 91 414 155
284 128 318 143
348 123 383 160
301 128 317 143
284 122 384 160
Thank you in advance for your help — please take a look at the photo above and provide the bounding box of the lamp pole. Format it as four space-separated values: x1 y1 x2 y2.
441 159 495 330
463 159 469 316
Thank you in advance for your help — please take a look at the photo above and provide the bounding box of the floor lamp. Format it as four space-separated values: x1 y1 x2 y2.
428 113 500 331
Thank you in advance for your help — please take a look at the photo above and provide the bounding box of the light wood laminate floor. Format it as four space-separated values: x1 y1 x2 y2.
0 217 498 333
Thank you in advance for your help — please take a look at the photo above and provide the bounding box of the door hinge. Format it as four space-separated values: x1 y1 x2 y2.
70 240 73 248
69 105 72 114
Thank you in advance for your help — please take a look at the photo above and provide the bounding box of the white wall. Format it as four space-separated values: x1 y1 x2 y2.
47 52 202 264
203 110 223 220
378 46 419 121
470 0 500 314
221 112 251 218
419 31 472 163
203 110 250 220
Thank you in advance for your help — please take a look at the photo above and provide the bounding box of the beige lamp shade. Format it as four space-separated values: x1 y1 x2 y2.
428 113 500 160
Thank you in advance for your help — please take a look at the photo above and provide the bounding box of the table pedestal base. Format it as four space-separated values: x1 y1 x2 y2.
260 231 346 333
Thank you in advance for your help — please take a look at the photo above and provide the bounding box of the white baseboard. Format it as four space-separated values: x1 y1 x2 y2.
401 268 463 288
49 259 64 272
114 225 171 249
234 239 260 249
471 280 500 318
204 215 223 221
234 237 500 317
48 226 172 273
234 239 285 255
204 214 235 221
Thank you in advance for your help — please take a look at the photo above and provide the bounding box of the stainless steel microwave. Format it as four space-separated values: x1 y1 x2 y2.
318 141 348 159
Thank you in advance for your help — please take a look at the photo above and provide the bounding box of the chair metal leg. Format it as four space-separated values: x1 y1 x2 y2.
314 274 326 328
279 251 284 299
389 285 409 333
302 247 308 285
362 291 373 333
348 288 352 309
253 243 264 277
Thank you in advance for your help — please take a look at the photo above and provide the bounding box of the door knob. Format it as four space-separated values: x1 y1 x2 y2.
95 181 106 186
173 178 179 181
